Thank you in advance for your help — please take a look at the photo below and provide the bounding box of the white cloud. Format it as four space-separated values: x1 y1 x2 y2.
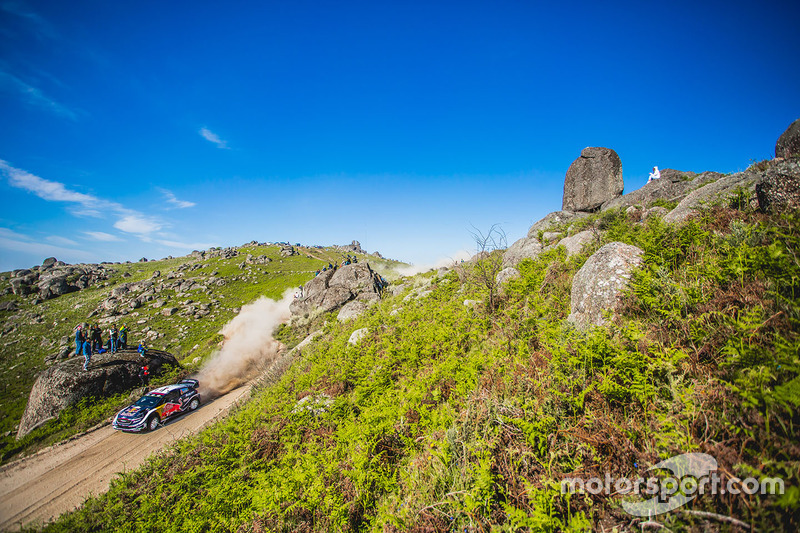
83 231 122 242
47 235 79 246
0 227 31 241
0 70 77 120
199 127 229 149
1 160 164 238
113 215 162 235
0 233 94 262
158 188 196 209
1 159 95 204
157 239 216 250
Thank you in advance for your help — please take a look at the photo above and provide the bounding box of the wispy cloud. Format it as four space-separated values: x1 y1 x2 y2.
83 231 122 242
0 159 163 238
1 159 94 204
0 227 30 241
0 228 94 263
199 127 229 149
0 70 77 120
113 215 162 235
0 2 58 41
47 235 79 246
156 238 216 250
159 188 196 209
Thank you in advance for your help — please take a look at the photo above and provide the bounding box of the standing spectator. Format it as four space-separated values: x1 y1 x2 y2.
82 336 92 371
74 325 83 356
138 364 150 386
118 324 128 350
109 325 118 354
91 325 103 352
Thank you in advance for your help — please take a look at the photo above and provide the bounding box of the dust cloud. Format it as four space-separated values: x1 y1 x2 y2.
195 289 294 398
393 249 473 277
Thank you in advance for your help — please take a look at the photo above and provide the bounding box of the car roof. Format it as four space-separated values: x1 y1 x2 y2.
147 383 188 396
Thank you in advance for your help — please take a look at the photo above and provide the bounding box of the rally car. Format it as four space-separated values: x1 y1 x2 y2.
112 379 201 432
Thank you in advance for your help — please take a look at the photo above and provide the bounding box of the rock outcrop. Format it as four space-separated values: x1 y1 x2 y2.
8 261 111 300
502 236 543 267
756 159 800 212
336 240 365 253
563 147 624 212
495 267 521 287
290 263 384 317
553 230 595 257
601 171 723 211
776 118 800 159
664 171 761 224
17 349 178 439
337 300 368 322
527 210 588 238
568 242 643 330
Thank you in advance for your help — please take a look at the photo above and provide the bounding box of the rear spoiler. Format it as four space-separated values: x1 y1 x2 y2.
179 379 199 388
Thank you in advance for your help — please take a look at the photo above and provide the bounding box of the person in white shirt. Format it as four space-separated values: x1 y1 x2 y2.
648 166 661 183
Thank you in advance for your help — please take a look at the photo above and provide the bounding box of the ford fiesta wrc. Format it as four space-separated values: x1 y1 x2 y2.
112 379 201 432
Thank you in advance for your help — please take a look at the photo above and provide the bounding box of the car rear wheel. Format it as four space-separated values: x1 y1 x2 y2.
146 415 160 431
188 398 200 411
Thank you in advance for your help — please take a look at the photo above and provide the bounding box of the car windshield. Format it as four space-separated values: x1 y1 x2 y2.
134 395 162 409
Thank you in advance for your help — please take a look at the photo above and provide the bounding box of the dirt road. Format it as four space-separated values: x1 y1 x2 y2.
0 385 251 531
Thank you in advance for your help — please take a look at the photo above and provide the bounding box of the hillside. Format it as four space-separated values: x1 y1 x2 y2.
0 242 405 462
35 154 800 531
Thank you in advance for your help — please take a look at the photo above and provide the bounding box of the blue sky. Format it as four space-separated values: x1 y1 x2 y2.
1 1 798 271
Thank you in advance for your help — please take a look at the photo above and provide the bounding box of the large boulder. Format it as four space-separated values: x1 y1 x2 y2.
664 171 761 224
337 300 368 322
502 236 543 267
568 242 644 330
601 171 723 211
37 274 72 300
17 349 178 439
563 147 624 212
526 210 588 238
776 118 800 159
756 159 800 212
290 263 383 316
553 230 595 257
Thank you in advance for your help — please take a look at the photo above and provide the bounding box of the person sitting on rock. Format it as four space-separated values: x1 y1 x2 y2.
648 166 661 183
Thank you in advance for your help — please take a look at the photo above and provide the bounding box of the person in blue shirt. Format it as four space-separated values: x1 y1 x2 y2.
82 337 92 370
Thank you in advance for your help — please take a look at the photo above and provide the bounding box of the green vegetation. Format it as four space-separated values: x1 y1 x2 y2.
41 202 799 531
0 245 404 462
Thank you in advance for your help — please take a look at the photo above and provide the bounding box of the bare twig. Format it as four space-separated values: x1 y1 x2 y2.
639 521 671 531
416 490 469 516
680 509 751 530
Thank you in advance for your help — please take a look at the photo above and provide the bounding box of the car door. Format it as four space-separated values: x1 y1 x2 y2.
161 390 182 419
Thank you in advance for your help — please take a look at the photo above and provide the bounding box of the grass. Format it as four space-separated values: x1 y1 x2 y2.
38 200 800 532
0 245 406 463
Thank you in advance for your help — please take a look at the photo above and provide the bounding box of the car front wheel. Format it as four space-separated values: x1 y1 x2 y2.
188 398 200 411
146 415 160 431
